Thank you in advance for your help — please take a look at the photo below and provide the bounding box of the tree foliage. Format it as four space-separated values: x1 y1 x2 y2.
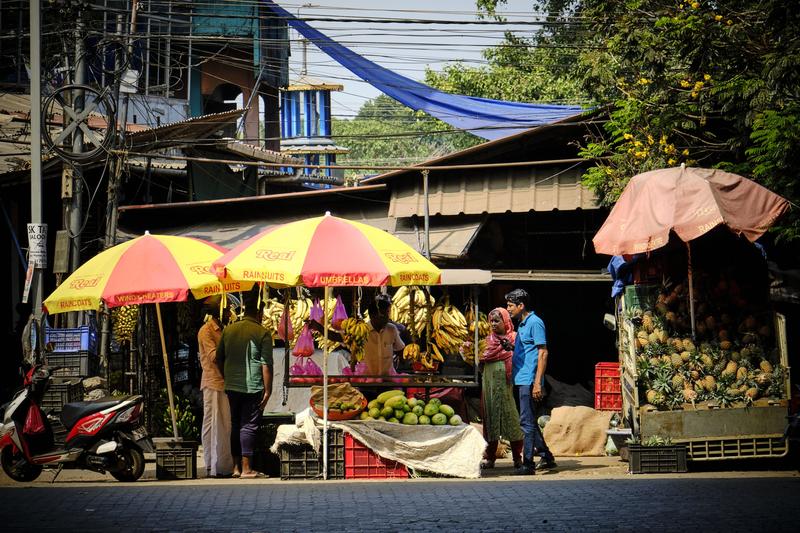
431 0 799 242
332 95 480 184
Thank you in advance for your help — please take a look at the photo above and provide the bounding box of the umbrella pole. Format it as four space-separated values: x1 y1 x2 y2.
687 242 696 340
322 285 331 480
155 302 180 440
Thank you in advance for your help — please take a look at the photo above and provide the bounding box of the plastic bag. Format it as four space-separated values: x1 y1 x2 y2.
304 357 322 383
331 295 348 330
289 357 306 384
23 402 45 435
277 304 294 342
291 325 315 357
309 298 323 322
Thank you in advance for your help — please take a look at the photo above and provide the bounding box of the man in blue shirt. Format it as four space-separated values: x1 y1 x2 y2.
506 288 556 475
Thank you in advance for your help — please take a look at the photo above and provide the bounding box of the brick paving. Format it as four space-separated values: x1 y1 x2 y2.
1 476 798 532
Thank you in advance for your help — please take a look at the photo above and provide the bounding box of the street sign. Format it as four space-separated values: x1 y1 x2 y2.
27 222 48 269
22 261 35 304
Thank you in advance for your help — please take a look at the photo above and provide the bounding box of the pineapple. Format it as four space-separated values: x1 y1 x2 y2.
690 369 701 380
721 361 738 379
671 373 685 390
712 358 728 377
700 353 714 371
637 330 650 348
680 350 692 362
671 338 684 351
683 339 696 352
755 372 772 387
645 390 665 406
655 328 668 344
719 340 733 351
683 386 698 403
670 353 684 369
703 375 717 392
759 359 774 374
642 313 655 333
745 387 759 401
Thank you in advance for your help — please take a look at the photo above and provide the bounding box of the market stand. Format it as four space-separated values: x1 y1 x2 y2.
212 214 488 478
282 269 492 392
594 166 792 463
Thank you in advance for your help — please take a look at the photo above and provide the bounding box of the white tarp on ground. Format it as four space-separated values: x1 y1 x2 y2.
272 410 486 479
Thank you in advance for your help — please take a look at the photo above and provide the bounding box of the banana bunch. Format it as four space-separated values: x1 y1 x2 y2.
466 311 490 338
403 342 443 370
390 286 434 337
310 296 341 352
431 297 471 357
261 297 313 347
112 304 139 345
339 317 370 361
462 307 490 364
459 339 487 366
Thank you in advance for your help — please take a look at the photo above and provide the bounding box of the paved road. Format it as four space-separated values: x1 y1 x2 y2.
1 477 798 532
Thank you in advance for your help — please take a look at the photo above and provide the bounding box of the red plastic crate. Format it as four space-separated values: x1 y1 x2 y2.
594 362 622 411
344 434 408 479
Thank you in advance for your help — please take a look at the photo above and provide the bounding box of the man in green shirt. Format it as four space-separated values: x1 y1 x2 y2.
216 287 273 478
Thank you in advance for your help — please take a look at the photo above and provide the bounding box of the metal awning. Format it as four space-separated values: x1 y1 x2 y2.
492 270 611 282
392 217 484 259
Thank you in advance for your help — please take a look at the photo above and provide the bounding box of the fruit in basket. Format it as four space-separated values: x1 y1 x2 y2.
368 407 381 418
431 413 448 425
377 390 405 404
388 417 400 424
380 406 394 418
418 415 431 425
449 415 463 426
402 413 419 425
412 405 424 416
438 404 455 418
360 411 371 420
423 403 440 417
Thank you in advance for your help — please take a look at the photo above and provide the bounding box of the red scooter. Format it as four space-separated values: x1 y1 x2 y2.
0 365 153 482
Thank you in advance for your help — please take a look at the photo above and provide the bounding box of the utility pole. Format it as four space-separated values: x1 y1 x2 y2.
30 0 44 320
67 16 86 328
100 0 138 387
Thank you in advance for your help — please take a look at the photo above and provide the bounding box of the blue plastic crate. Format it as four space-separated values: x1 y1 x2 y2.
45 325 97 355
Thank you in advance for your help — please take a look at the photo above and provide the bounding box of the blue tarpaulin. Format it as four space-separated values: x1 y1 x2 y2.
263 1 585 140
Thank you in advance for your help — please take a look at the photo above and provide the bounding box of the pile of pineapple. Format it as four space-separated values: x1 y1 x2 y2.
632 279 786 411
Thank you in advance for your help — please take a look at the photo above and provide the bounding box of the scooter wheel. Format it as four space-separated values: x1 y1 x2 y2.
110 445 145 482
1 446 42 482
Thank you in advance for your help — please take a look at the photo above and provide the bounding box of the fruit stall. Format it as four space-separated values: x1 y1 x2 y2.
277 269 493 395
615 232 791 462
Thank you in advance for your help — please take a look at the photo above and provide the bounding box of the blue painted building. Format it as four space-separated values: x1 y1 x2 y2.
280 76 349 187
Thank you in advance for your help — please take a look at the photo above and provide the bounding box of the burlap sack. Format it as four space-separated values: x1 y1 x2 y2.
542 406 613 457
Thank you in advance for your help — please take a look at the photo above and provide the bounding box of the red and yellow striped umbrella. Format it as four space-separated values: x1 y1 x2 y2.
213 213 441 287
44 232 251 314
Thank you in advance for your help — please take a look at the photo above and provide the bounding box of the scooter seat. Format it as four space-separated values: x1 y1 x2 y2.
60 396 134 430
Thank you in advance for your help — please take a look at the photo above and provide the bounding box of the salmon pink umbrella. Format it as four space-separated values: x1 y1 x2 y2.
44 232 251 439
593 164 790 338
593 164 790 256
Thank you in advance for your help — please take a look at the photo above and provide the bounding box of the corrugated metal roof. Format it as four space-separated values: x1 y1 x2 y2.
389 164 598 217
285 75 343 92
221 140 304 165
125 109 244 151
280 144 350 155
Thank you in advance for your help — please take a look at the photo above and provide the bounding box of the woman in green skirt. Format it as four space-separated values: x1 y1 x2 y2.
480 308 524 469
